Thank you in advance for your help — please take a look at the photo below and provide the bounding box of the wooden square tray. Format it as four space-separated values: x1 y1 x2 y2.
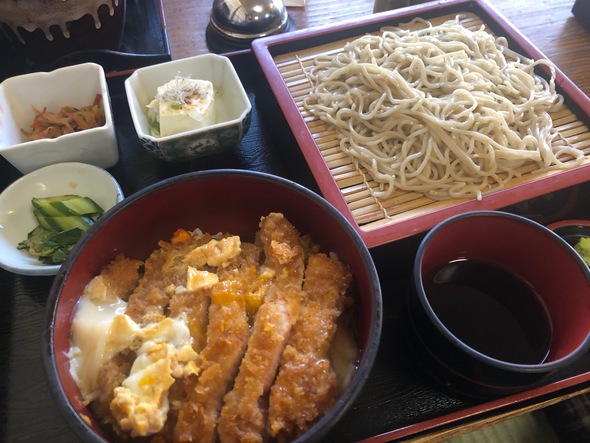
253 0 590 248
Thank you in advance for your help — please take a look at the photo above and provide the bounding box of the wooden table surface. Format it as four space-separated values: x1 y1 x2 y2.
162 0 590 98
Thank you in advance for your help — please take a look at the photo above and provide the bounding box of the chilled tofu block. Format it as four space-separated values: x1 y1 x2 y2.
147 77 215 137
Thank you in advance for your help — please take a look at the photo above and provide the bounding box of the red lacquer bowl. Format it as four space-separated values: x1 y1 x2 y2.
43 169 382 442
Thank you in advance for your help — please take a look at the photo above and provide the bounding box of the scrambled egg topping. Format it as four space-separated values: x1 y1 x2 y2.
184 235 241 268
70 234 243 437
111 339 198 437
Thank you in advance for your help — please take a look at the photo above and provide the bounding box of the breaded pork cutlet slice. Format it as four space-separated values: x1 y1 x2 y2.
83 253 143 303
125 232 216 325
173 243 262 443
256 212 306 280
217 290 301 443
217 213 305 443
268 252 352 439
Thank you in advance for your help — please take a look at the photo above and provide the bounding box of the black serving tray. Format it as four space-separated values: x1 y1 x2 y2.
0 0 171 82
2 48 590 442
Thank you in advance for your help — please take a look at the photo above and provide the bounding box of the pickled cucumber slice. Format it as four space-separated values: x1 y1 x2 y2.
34 210 93 232
19 194 106 264
32 195 104 218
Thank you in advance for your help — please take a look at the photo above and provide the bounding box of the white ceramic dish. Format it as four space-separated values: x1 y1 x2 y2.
0 162 124 276
0 62 119 174
125 54 252 161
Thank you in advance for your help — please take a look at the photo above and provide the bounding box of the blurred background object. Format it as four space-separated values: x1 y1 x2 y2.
0 0 126 65
573 0 590 30
373 0 432 13
206 0 294 52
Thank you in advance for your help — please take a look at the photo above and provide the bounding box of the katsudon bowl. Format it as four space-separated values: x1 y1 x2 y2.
44 169 382 442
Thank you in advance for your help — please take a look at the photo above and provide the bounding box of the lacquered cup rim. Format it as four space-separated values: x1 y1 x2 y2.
413 210 590 374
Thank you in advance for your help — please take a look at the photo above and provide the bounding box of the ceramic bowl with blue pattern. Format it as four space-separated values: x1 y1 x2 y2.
125 54 252 162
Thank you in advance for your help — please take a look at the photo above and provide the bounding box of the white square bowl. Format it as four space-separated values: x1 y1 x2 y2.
124 54 252 162
0 63 119 174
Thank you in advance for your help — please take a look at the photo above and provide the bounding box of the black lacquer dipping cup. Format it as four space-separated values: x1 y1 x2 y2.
409 210 590 398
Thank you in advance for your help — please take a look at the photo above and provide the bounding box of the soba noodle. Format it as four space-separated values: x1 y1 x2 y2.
303 18 584 200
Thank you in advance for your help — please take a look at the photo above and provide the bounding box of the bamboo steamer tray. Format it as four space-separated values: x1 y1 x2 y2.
253 0 590 248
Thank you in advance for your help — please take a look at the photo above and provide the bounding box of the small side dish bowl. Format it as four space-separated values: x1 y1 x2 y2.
0 162 124 276
547 219 590 248
125 54 252 162
409 211 590 398
44 169 382 442
547 219 590 267
0 63 119 174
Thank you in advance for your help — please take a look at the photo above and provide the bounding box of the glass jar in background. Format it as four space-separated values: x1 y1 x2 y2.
373 0 432 13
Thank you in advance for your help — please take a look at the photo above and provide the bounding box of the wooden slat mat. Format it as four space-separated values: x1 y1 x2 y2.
272 12 590 233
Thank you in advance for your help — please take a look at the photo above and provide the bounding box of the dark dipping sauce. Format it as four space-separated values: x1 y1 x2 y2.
424 260 552 365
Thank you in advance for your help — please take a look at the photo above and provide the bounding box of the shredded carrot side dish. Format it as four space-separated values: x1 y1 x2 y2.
22 94 106 141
